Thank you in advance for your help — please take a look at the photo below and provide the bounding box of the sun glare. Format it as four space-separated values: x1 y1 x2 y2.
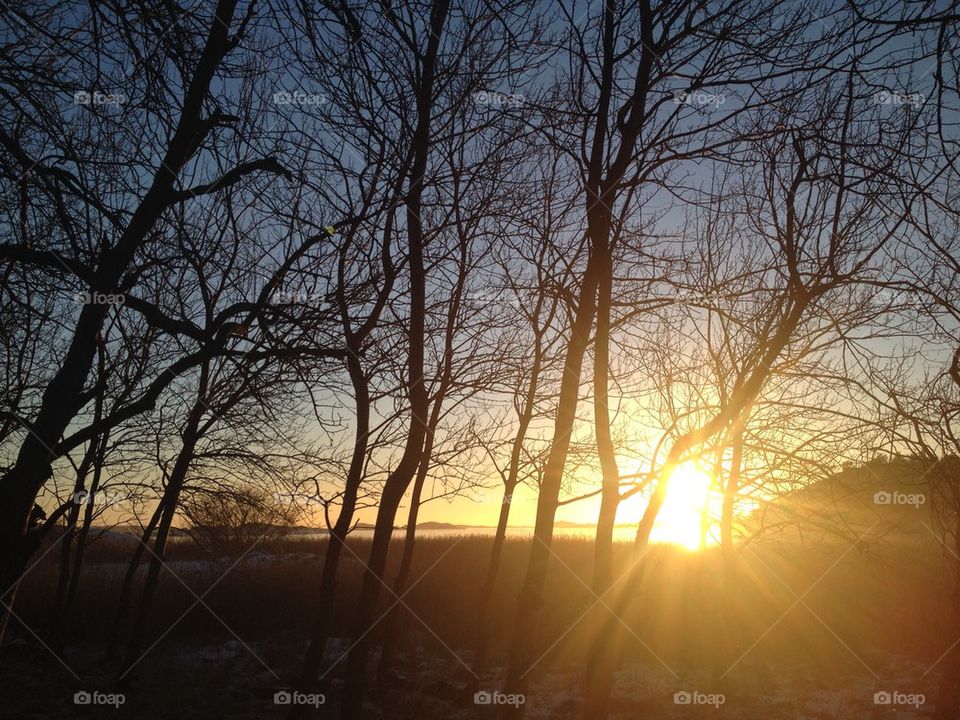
648 461 716 551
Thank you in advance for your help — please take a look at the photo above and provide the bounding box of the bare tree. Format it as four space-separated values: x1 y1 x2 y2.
583 65 927 714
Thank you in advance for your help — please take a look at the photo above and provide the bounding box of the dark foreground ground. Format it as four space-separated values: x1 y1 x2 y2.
0 532 952 718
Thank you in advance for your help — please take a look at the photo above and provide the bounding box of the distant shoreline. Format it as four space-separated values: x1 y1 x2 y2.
101 520 634 535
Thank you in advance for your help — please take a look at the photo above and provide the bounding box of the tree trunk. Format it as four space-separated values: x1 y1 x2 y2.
591 238 619 594
472 275 549 683
294 350 371 707
376 437 434 683
501 223 603 713
720 434 743 552
58 434 108 643
581 234 620 720
48 443 99 647
338 5 448 715
339 482 411 716
586 300 806 719
119 387 206 682
48 431 107 650
471 479 518 685
104 499 166 661
934 508 960 719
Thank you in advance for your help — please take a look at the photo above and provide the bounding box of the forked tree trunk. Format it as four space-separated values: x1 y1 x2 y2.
581 236 620 720
377 233 465 682
500 222 603 713
339 5 448 715
376 435 434 683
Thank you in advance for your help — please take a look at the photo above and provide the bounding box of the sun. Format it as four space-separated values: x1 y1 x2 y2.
647 461 716 551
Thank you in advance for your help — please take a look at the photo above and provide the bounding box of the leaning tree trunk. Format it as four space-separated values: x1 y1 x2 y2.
0 306 109 643
584 299 808 720
375 437 435 683
104 498 167 661
118 388 206 682
56 432 108 649
293 192 398 717
338 4 448 716
48 438 100 648
293 349 371 713
500 220 603 714
471 478 518 685
472 287 547 684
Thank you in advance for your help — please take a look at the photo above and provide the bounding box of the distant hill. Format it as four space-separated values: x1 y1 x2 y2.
742 455 959 546
405 521 467 530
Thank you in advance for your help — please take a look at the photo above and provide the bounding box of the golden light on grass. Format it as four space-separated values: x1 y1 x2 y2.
648 461 716 551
